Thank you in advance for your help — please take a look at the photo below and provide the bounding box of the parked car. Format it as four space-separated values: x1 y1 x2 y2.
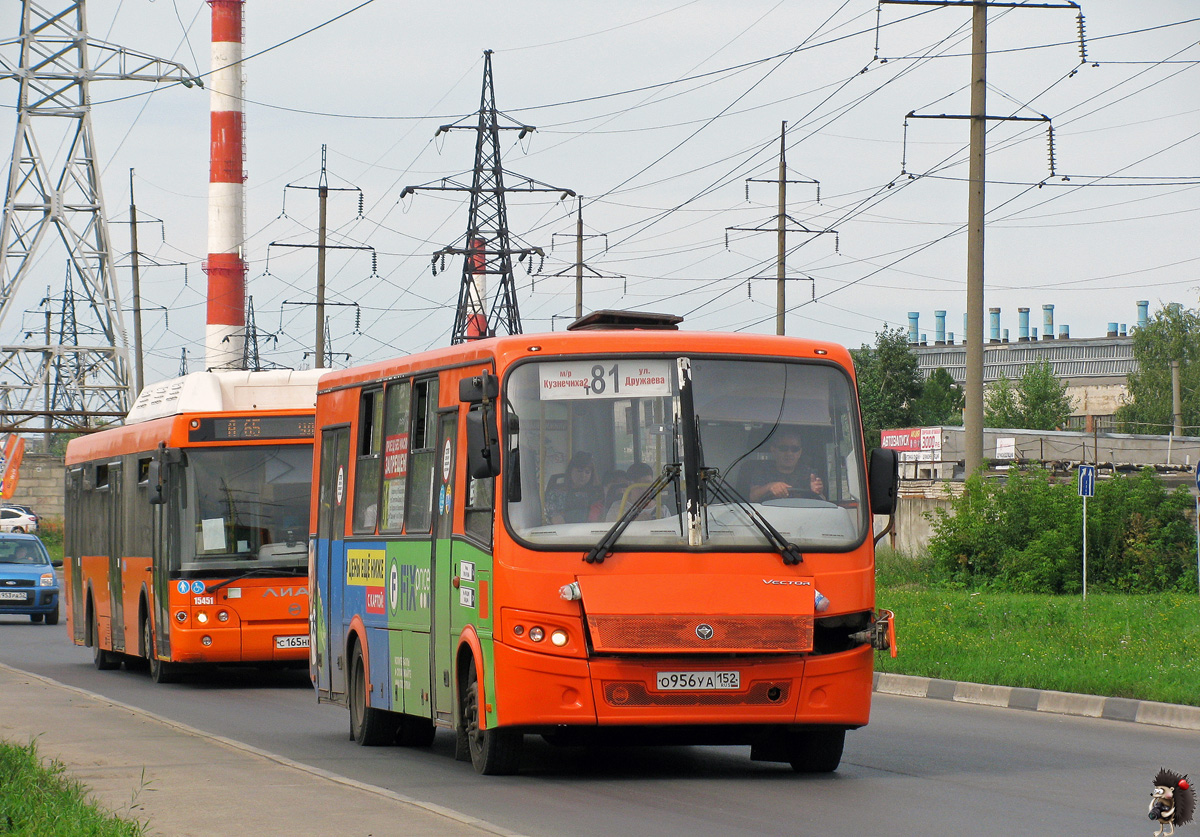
0 507 37 533
0 533 58 624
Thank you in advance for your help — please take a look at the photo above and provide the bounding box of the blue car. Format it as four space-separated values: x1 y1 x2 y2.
0 533 58 624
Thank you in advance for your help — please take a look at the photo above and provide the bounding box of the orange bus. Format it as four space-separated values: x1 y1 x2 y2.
65 370 324 683
310 312 897 774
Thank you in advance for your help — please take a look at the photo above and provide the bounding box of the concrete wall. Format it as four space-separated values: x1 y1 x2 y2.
8 453 64 521
885 482 960 556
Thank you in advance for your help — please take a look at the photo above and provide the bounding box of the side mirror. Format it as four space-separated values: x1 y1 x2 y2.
459 370 499 404
147 459 166 505
868 448 900 516
465 408 501 479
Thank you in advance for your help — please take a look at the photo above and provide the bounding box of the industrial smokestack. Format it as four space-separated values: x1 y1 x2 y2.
1136 300 1149 330
205 0 246 369
1042 304 1055 340
934 310 946 345
1018 307 1029 342
907 312 919 345
989 307 1001 343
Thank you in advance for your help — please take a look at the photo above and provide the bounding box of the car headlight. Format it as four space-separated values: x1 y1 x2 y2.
39 573 54 587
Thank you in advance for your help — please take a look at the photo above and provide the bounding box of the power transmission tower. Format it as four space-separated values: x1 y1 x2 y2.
178 349 189 378
0 1 201 439
726 121 831 336
881 0 1083 475
401 50 575 344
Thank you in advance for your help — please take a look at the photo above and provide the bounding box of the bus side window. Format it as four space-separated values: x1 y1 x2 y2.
406 378 439 533
464 405 494 547
379 379 411 534
352 387 384 534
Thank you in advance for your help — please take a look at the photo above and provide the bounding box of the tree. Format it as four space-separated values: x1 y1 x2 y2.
1114 303 1200 435
914 367 964 426
983 360 1073 430
1016 359 1074 430
852 326 923 448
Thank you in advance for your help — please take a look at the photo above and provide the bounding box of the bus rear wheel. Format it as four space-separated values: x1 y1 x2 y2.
91 609 120 671
787 728 845 773
349 643 395 746
463 665 522 775
143 618 178 684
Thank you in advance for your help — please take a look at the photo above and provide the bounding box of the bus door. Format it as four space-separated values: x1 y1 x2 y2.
66 467 86 644
107 461 126 652
430 410 457 724
317 426 351 701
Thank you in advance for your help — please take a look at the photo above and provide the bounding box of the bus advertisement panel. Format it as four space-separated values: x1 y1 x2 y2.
63 370 323 683
310 318 897 774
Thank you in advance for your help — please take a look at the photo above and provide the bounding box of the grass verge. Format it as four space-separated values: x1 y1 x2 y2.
0 739 145 836
875 586 1200 707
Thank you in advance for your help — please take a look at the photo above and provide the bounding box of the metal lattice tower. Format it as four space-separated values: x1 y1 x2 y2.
0 1 200 435
401 50 574 344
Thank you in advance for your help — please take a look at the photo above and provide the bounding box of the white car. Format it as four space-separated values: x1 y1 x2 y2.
0 507 38 533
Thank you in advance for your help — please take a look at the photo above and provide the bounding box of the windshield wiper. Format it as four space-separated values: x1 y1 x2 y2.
702 469 804 566
584 463 681 565
205 566 306 594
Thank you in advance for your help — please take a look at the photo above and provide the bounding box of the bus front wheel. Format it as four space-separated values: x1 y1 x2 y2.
462 665 522 775
787 728 845 773
349 643 395 746
143 618 178 684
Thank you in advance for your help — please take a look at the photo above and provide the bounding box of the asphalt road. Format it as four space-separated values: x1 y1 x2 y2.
2 614 1192 836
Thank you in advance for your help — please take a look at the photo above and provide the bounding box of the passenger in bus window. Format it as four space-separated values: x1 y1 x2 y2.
609 462 655 519
740 430 825 502
600 469 630 520
544 451 604 524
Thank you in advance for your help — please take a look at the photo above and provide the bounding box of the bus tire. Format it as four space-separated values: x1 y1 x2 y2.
144 617 178 684
91 608 120 671
349 643 395 746
396 715 436 748
463 665 522 775
787 728 845 774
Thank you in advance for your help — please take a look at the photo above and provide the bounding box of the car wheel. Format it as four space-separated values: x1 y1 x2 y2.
91 610 120 671
463 665 522 775
348 642 395 746
30 613 43 623
11 527 23 533
44 604 59 626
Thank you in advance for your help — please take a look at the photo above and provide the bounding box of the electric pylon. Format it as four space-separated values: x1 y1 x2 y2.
0 1 201 438
401 50 574 343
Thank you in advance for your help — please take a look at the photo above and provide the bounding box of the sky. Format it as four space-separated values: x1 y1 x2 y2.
2 0 1198 386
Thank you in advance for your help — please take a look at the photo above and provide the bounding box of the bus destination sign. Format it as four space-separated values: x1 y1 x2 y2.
188 415 316 442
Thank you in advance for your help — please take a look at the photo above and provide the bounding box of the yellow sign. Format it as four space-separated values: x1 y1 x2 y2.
346 549 385 586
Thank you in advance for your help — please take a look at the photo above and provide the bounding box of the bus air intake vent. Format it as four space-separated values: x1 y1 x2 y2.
566 309 683 331
586 614 813 653
603 680 792 707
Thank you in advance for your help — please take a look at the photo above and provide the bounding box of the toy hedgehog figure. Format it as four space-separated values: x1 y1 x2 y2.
1150 768 1194 837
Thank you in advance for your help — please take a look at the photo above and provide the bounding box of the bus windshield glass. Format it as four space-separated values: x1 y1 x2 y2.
180 445 312 571
504 356 867 551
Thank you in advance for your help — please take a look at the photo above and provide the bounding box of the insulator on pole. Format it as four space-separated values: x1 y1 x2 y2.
1046 124 1057 178
1076 13 1088 64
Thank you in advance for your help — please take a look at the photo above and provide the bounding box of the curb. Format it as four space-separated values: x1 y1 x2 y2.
0 663 526 837
873 672 1200 731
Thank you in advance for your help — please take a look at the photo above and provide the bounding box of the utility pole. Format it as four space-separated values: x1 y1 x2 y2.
271 145 367 368
726 122 825 335
401 50 575 344
546 196 621 320
129 170 145 396
882 0 1082 475
1171 359 1183 437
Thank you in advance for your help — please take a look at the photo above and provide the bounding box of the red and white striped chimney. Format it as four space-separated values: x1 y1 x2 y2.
205 0 246 369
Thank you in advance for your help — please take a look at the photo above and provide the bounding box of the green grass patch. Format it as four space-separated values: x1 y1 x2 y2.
0 739 145 836
37 519 63 566
875 587 1200 706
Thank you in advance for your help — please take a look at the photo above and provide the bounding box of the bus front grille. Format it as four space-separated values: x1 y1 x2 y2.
586 614 813 653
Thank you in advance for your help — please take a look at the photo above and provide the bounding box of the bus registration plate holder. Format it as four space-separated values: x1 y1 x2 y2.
656 671 740 691
274 635 309 649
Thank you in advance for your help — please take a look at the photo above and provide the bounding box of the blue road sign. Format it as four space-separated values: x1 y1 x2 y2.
1078 464 1095 498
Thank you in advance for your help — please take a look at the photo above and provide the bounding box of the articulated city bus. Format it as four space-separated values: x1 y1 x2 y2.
65 370 323 683
310 312 897 774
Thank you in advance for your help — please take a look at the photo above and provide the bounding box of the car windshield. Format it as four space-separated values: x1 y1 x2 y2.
503 356 867 552
0 540 49 565
180 445 312 571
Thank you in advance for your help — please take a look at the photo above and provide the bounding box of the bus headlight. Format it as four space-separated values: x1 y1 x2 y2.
217 611 229 622
528 627 545 643
196 611 209 624
175 611 187 623
201 636 212 646
550 630 568 647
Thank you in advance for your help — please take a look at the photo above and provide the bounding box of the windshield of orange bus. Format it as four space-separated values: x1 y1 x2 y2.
179 445 311 571
503 356 867 551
